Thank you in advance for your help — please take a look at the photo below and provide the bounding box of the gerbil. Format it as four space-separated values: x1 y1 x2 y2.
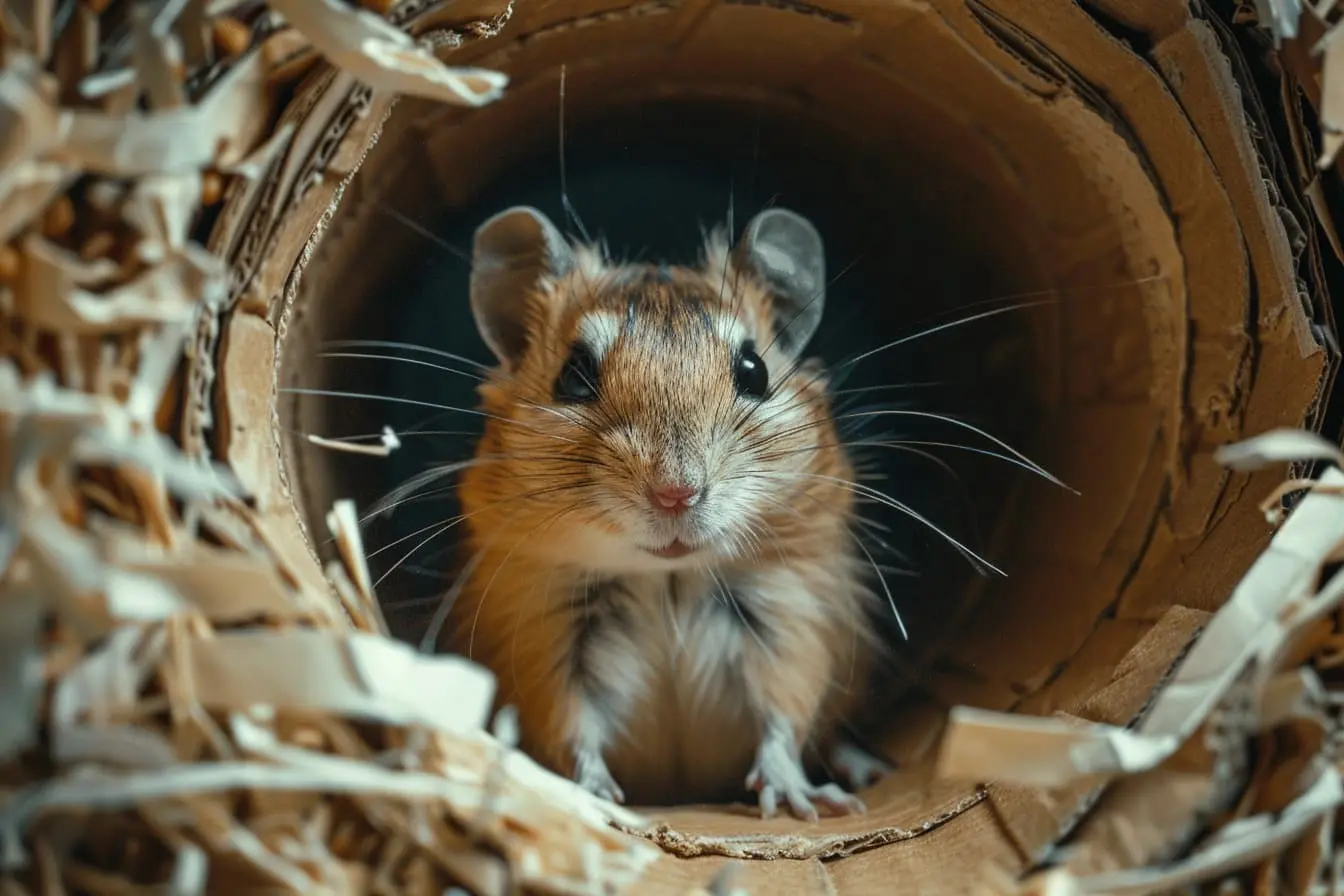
442 204 891 820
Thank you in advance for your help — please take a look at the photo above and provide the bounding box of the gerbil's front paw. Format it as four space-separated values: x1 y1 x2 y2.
829 741 892 791
746 739 866 822
574 749 625 804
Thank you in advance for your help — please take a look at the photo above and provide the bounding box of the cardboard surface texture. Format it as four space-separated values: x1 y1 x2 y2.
6 0 1344 893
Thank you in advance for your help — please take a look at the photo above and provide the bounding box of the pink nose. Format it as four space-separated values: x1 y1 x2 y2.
649 482 699 514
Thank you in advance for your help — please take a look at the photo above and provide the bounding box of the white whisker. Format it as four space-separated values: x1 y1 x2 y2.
747 470 1002 576
319 350 484 381
325 339 489 371
280 387 581 445
833 409 1071 492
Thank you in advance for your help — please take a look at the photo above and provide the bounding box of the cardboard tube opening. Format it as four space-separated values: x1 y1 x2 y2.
274 0 1230 869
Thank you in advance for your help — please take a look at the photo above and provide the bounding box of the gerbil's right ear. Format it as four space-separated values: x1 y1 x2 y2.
470 206 575 366
732 207 826 356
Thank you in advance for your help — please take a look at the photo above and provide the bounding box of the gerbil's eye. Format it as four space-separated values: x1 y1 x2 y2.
733 341 769 399
555 342 600 403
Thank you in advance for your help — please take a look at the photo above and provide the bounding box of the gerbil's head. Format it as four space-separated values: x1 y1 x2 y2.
462 205 851 573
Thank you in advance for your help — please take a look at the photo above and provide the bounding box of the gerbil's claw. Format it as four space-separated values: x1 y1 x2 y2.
575 750 626 804
746 738 867 822
829 740 892 791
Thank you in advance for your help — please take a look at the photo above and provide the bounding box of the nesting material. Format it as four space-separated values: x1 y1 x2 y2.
5 0 1344 893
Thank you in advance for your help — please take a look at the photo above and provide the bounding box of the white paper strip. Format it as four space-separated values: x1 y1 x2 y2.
937 460 1344 789
1072 767 1341 893
266 0 507 107
186 629 496 735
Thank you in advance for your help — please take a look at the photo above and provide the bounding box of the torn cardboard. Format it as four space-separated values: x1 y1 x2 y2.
7 0 1344 893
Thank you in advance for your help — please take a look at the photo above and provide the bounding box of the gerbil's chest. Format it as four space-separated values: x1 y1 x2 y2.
573 568 819 718
585 572 760 700
568 566 850 803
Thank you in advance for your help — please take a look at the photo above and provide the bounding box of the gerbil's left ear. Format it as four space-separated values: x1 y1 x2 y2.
733 207 826 356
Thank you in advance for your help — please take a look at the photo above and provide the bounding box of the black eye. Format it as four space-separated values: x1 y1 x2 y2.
733 341 769 399
555 342 600 403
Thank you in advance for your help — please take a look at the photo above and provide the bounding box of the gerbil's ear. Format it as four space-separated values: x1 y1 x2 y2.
733 207 826 355
470 206 575 365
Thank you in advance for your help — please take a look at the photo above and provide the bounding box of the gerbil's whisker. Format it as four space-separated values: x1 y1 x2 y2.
365 457 484 523
368 511 471 560
852 512 894 536
870 562 919 578
739 292 1065 443
468 503 582 658
372 482 591 586
855 438 1059 483
421 551 482 653
745 470 1001 576
374 519 460 588
280 387 582 445
318 351 484 381
745 404 1066 496
362 485 458 525
557 64 591 244
372 460 596 526
828 381 943 401
324 339 490 372
851 514 914 567
852 442 986 565
756 435 1045 500
378 593 448 610
835 300 1052 375
375 203 471 265
518 401 607 439
852 531 907 640
364 451 601 529
293 428 478 443
913 273 1169 324
747 490 816 559
832 409 1071 492
870 442 970 494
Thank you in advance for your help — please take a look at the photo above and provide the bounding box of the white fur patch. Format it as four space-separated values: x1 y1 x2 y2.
699 228 731 277
567 605 652 746
577 310 623 360
572 243 611 283
755 385 809 438
714 314 750 348
571 698 614 751
681 605 747 709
